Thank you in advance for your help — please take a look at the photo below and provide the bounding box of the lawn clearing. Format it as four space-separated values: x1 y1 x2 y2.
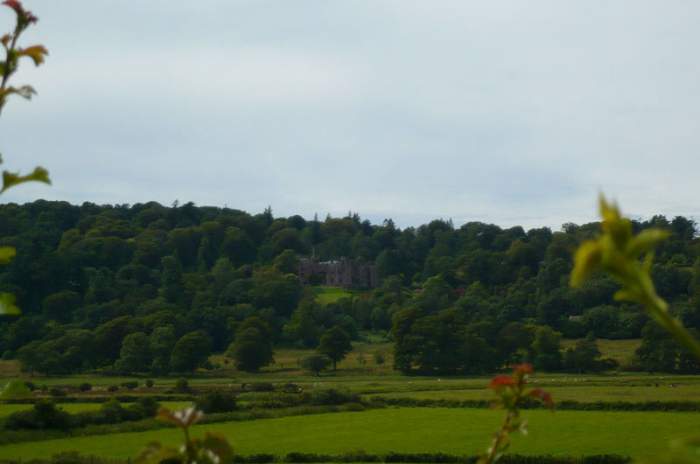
312 286 354 305
0 407 696 460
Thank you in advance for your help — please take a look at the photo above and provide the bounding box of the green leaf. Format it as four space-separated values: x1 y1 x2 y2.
0 246 15 264
0 292 20 315
1 166 50 193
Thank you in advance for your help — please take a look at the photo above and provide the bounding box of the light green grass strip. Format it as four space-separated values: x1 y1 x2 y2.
0 408 697 460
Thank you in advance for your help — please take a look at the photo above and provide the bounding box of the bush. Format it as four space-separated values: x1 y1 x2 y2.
309 388 359 406
175 378 190 393
131 397 160 418
5 400 71 430
78 383 92 392
121 381 138 390
241 382 275 392
196 391 238 413
145 379 154 388
282 383 302 393
374 352 386 365
49 388 66 398
107 385 119 393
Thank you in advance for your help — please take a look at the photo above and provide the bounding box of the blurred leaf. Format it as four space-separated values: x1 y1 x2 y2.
157 406 203 429
18 45 48 66
135 441 182 464
1 166 50 193
0 246 15 264
10 84 35 99
570 240 602 287
626 229 670 258
199 432 234 462
0 292 20 315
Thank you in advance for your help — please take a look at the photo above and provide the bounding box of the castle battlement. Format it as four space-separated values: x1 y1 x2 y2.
297 257 378 289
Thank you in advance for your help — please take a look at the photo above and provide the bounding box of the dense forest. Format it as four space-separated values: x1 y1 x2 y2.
1 200 699 376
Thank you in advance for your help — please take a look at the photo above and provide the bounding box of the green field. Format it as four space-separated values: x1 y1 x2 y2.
1 338 698 461
312 286 355 305
0 407 696 460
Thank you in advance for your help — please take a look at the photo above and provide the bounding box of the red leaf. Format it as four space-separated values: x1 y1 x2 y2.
2 0 23 14
512 363 533 375
489 375 516 389
529 388 554 409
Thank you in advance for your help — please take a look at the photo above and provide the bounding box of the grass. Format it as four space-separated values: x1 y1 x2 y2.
376 384 700 402
0 407 696 460
312 286 354 305
561 338 641 364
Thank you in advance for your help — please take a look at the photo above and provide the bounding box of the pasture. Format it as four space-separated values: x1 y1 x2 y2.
0 407 697 460
1 338 699 461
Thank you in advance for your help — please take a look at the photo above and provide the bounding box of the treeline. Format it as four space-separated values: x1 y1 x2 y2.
1 200 699 374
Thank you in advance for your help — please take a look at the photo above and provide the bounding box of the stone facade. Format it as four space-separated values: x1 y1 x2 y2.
298 257 379 289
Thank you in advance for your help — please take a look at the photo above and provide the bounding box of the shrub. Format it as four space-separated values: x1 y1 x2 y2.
242 382 274 392
78 383 92 392
301 355 330 377
49 388 66 398
145 379 154 388
374 352 386 365
121 381 138 390
196 391 238 413
5 400 71 430
107 385 119 393
130 396 160 418
309 388 359 406
175 378 190 393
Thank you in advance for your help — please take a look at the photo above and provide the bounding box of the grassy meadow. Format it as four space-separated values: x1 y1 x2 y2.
0 408 697 460
1 337 699 461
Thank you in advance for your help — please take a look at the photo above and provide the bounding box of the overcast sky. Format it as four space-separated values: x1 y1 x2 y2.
2 1 700 230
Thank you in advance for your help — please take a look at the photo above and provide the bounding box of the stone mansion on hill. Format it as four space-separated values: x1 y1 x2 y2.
297 257 379 289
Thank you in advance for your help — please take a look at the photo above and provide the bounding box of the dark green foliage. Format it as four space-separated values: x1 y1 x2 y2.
563 334 613 373
78 383 92 392
308 388 359 405
4 398 161 431
114 332 150 374
5 400 71 430
1 200 698 376
318 326 352 370
196 391 238 413
301 354 331 376
174 378 190 393
169 330 212 372
636 322 700 373
531 326 563 371
227 317 275 372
